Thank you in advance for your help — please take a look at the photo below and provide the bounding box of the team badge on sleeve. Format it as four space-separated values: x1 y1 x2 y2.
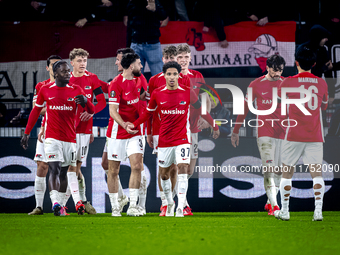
110 91 116 98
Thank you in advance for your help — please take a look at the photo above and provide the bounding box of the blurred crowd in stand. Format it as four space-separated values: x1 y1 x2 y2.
1 0 340 134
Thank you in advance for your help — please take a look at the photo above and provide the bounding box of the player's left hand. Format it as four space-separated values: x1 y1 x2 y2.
197 118 210 130
80 111 94 121
38 127 44 143
21 134 29 150
75 95 87 108
126 124 138 134
90 133 94 144
212 129 220 139
231 132 239 147
140 91 147 101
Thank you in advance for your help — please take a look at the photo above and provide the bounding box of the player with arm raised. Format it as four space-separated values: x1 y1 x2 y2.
21 61 95 216
127 61 219 217
106 53 145 217
28 55 62 215
274 46 328 221
231 55 286 216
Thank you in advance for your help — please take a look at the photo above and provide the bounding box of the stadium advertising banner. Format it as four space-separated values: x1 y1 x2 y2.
0 21 297 101
1 137 339 213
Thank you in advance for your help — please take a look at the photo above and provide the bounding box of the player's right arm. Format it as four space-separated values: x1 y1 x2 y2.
33 83 46 116
146 76 156 147
108 79 131 130
21 88 45 149
127 91 158 134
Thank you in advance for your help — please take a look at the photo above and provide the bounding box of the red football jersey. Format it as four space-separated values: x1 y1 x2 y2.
278 72 328 142
234 76 286 139
70 70 102 134
147 72 190 136
107 74 141 139
35 83 87 143
185 69 205 133
134 85 191 148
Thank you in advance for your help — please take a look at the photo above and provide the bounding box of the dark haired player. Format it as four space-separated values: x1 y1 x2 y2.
21 61 95 216
127 61 219 217
101 48 148 214
147 45 190 216
231 54 286 216
275 46 328 221
28 55 62 215
106 53 145 217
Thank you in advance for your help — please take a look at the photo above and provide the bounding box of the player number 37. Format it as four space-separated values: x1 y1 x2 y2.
181 148 190 157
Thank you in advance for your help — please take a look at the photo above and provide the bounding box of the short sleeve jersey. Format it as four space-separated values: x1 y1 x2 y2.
278 72 328 142
147 72 190 136
70 70 101 134
147 85 190 148
245 76 286 139
35 83 86 143
107 74 141 139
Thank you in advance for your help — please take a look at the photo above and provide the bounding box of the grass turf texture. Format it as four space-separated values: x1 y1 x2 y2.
1 212 339 255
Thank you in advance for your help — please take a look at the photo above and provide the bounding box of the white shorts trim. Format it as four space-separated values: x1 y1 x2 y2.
107 135 144 161
76 134 91 162
34 138 47 163
190 132 198 159
281 140 323 166
158 144 191 168
257 137 282 167
44 138 76 167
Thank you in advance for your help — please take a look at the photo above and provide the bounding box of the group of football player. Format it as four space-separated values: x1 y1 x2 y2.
21 42 328 221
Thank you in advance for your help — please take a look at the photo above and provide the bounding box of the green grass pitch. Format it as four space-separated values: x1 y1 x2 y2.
1 211 339 255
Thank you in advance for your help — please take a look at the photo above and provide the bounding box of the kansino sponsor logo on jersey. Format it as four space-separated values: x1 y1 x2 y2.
161 108 186 115
49 105 73 111
127 97 139 105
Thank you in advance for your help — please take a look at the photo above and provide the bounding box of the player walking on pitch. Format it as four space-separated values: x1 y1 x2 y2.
147 45 189 216
28 55 62 215
106 53 145 217
65 48 106 214
21 61 95 216
231 55 286 215
127 61 219 217
275 46 328 221
176 43 211 216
